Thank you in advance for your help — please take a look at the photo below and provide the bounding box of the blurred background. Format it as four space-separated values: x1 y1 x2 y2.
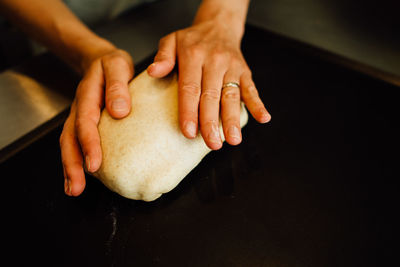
1 0 400 78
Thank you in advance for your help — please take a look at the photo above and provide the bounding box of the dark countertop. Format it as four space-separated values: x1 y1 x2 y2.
1 25 397 267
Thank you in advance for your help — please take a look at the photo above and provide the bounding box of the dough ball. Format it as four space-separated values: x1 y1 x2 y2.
93 71 248 201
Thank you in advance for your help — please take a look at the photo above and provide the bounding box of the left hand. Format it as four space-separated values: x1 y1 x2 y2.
60 48 134 196
147 18 271 150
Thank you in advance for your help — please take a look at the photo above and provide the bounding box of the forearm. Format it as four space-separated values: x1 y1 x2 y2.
194 0 250 40
0 0 115 73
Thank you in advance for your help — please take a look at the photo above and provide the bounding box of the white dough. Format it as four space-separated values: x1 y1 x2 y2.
93 71 248 201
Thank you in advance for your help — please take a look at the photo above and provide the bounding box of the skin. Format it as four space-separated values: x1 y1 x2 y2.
0 0 271 196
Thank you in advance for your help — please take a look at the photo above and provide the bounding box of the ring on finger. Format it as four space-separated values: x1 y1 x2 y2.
222 82 240 90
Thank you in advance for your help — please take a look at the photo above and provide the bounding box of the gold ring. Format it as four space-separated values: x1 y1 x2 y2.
222 82 240 89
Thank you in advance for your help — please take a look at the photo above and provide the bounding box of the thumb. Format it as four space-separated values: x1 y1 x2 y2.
103 52 134 119
147 33 176 78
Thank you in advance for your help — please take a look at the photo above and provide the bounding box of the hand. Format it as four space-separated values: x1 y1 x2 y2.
60 48 134 196
147 19 271 150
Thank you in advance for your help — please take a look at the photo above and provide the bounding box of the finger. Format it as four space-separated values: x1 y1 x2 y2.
103 53 134 118
199 62 226 150
147 33 177 78
75 64 104 173
221 71 242 145
60 112 86 196
177 47 203 139
240 71 271 123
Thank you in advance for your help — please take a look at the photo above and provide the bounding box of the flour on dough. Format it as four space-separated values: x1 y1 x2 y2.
93 71 248 201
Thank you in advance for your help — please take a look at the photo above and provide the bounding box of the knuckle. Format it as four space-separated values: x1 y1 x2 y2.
59 125 70 145
211 50 229 65
155 50 171 61
75 113 97 135
247 85 259 97
104 53 124 64
180 30 197 43
74 116 84 134
230 56 244 69
186 44 204 58
60 117 80 149
59 132 72 151
201 119 219 128
104 53 131 68
114 48 128 55
74 114 91 136
244 85 261 102
222 87 240 100
180 82 201 98
201 88 221 101
107 81 126 94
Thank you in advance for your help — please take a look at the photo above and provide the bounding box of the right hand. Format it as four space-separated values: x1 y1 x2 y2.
60 48 134 196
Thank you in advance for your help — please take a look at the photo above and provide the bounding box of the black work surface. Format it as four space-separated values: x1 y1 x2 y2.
1 25 397 267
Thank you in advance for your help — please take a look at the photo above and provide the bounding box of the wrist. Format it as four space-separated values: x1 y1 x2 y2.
194 0 249 40
49 14 117 74
48 25 117 74
76 37 116 74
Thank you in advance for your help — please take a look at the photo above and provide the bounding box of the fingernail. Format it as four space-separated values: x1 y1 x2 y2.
64 178 68 194
228 126 241 141
147 62 157 72
85 155 91 172
68 179 72 195
184 121 197 137
112 98 128 111
64 178 71 195
261 112 271 123
208 125 221 144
